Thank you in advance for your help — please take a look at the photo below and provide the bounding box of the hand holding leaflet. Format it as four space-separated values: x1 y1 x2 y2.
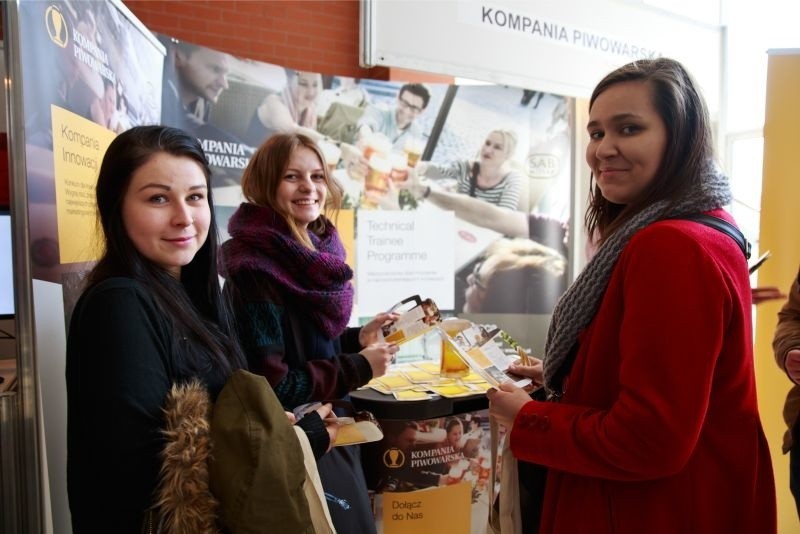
380 295 441 345
439 323 532 389
293 401 383 447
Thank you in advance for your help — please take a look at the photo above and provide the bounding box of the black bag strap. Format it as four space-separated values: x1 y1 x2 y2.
672 213 751 261
469 162 479 197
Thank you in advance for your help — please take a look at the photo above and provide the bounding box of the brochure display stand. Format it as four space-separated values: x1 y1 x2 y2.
352 388 493 534
352 294 533 533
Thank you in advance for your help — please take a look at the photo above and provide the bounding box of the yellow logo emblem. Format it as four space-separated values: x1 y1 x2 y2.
45 5 69 48
383 447 406 469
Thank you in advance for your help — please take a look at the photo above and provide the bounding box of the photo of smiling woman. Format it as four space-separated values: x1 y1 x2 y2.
414 128 526 210
66 126 245 532
221 133 399 533
488 58 776 533
242 70 325 146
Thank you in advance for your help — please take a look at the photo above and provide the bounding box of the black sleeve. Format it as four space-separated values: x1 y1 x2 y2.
339 327 363 353
66 281 172 533
295 411 330 460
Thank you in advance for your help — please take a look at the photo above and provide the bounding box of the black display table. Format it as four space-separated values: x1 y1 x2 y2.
349 388 488 420
350 388 492 534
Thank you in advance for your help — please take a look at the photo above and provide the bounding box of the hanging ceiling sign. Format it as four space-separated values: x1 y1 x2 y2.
361 0 721 113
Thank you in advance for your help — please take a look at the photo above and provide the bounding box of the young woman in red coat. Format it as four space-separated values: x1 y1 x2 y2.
488 58 777 533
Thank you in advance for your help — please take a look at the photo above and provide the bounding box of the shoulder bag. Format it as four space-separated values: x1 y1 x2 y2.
209 369 328 534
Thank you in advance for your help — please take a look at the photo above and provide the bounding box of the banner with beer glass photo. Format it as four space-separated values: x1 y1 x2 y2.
360 410 496 533
158 34 574 351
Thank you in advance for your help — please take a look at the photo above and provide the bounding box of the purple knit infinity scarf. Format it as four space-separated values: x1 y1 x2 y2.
222 203 354 339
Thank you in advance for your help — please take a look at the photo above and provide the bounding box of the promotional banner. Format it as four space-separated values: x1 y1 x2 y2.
21 0 163 283
361 410 495 534
158 35 573 343
16 1 165 530
362 0 722 113
12 4 574 526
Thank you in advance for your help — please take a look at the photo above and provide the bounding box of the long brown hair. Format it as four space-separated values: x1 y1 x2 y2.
584 58 715 244
240 133 343 249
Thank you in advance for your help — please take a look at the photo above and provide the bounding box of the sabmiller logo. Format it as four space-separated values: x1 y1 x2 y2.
383 447 406 468
527 153 559 179
45 5 69 48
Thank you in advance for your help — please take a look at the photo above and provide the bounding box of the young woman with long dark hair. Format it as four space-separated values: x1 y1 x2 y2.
66 125 243 532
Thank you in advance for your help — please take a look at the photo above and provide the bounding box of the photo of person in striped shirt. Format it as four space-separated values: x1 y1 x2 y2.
415 129 526 211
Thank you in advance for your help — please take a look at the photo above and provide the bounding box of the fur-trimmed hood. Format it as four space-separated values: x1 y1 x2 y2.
151 380 218 533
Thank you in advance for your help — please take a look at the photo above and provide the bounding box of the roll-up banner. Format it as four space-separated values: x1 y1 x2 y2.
11 1 164 529
156 34 573 352
9 1 572 530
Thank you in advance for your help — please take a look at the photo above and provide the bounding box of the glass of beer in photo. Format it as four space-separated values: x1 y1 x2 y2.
363 132 392 161
439 318 471 378
389 152 409 182
403 137 425 168
363 154 391 208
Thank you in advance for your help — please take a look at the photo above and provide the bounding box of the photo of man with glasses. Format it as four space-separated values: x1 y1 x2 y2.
339 83 431 182
356 83 430 149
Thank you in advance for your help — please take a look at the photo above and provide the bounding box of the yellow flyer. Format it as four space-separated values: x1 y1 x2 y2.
383 483 472 534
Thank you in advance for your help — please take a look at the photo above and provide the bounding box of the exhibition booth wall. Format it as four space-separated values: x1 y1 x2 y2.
2 1 796 532
5 1 572 531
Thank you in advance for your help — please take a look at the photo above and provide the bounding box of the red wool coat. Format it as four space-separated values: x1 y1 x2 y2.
511 210 776 533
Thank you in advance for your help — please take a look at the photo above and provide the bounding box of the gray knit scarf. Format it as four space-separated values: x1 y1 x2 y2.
542 165 733 397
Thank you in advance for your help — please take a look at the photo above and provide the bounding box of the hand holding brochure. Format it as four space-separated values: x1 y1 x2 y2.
381 295 441 345
330 418 384 447
293 401 383 447
378 295 531 389
439 323 532 389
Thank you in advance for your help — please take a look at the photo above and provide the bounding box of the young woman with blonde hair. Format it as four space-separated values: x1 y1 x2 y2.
221 133 398 533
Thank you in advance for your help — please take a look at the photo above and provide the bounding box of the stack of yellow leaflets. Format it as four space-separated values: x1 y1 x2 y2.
361 362 492 401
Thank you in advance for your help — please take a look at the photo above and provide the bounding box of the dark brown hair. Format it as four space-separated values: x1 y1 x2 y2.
584 58 715 243
399 83 431 109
